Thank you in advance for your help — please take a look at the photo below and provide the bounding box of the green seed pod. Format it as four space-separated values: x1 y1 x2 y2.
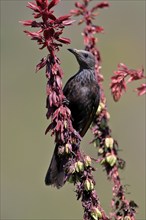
84 179 94 191
98 148 104 154
84 155 91 167
75 162 79 172
106 154 117 167
65 143 72 154
75 161 84 172
91 207 102 220
84 179 91 191
124 216 131 220
96 102 105 114
105 137 114 149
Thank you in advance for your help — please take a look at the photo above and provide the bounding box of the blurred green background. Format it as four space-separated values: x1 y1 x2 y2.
1 0 145 219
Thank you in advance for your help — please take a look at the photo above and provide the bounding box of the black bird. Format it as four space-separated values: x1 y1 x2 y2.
45 49 100 188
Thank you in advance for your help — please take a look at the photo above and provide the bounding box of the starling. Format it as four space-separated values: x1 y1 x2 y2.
45 49 100 188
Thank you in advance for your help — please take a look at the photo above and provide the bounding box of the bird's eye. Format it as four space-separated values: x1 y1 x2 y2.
84 53 88 58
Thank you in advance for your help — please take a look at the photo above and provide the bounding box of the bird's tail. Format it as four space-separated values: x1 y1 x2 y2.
45 145 65 188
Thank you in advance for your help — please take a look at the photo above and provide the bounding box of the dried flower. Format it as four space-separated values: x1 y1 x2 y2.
20 0 74 75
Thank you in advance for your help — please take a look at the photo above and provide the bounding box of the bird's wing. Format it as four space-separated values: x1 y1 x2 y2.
63 76 100 137
74 85 99 137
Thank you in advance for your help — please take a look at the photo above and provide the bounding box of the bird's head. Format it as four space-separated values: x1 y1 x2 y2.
68 49 95 70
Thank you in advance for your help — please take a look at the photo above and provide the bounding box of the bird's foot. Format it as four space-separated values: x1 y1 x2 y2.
62 97 70 106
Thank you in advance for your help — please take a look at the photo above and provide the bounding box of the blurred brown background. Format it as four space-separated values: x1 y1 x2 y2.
1 0 145 219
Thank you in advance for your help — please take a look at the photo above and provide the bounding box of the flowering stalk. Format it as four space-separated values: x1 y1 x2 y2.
21 0 82 148
68 154 109 220
72 0 142 219
21 0 109 219
20 0 80 159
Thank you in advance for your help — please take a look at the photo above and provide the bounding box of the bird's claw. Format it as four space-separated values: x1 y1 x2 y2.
62 97 70 106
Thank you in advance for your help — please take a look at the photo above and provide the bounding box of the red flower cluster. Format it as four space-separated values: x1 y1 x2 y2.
71 1 109 24
110 63 145 101
20 0 74 66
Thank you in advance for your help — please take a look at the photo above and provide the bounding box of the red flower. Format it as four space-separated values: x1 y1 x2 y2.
20 20 41 27
21 0 74 56
36 57 47 72
111 76 127 102
127 67 144 83
135 83 146 96
47 0 59 10
91 1 109 12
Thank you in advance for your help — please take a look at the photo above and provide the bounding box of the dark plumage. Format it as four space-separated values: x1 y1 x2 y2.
45 49 100 188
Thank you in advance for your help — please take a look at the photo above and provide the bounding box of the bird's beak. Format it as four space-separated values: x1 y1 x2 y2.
68 48 79 55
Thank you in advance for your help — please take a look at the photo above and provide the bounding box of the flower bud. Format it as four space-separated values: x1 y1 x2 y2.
65 143 72 154
124 216 131 220
91 207 102 220
98 148 103 154
84 155 91 167
96 102 105 114
84 179 90 191
75 161 84 172
105 137 114 149
84 179 94 191
106 154 117 167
